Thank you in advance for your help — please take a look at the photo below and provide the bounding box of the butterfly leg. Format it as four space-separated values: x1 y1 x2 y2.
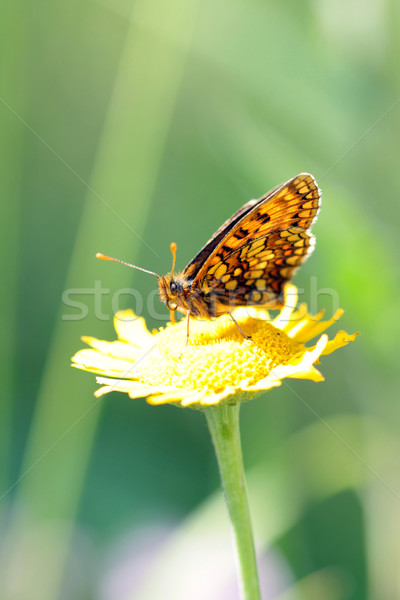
178 311 191 358
229 312 251 340
185 310 191 348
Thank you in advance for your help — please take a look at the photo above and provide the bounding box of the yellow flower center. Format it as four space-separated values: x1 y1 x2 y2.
135 315 303 394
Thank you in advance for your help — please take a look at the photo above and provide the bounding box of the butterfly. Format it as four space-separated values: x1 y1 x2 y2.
97 172 320 337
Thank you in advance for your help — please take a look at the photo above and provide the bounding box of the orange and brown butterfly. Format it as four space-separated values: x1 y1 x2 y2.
97 173 320 333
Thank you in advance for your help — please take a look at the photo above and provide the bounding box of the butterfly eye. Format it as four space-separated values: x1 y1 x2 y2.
170 282 178 295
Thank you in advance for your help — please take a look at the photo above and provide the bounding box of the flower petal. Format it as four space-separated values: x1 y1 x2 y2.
199 388 237 406
114 310 153 346
294 309 344 343
72 349 137 377
272 284 298 329
149 390 205 406
81 337 139 360
269 334 328 382
95 377 178 399
321 330 359 355
237 378 282 393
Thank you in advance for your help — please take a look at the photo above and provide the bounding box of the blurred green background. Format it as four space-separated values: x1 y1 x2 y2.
1 0 399 598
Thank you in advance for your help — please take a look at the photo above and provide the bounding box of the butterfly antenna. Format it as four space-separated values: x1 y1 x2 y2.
170 242 177 278
96 253 160 278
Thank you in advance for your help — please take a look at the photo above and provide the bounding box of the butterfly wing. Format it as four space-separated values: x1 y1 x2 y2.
183 198 260 281
187 173 320 314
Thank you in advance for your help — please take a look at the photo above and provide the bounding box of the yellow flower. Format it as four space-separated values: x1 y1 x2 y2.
71 285 358 407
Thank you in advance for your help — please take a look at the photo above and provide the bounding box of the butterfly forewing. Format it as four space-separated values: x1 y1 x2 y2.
184 173 320 315
183 198 259 281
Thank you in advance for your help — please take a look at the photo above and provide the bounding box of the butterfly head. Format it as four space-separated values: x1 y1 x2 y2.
158 273 186 311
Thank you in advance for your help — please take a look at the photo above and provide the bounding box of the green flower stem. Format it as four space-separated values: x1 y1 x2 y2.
204 402 261 600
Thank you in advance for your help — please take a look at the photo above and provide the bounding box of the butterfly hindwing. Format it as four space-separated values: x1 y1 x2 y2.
199 227 315 315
